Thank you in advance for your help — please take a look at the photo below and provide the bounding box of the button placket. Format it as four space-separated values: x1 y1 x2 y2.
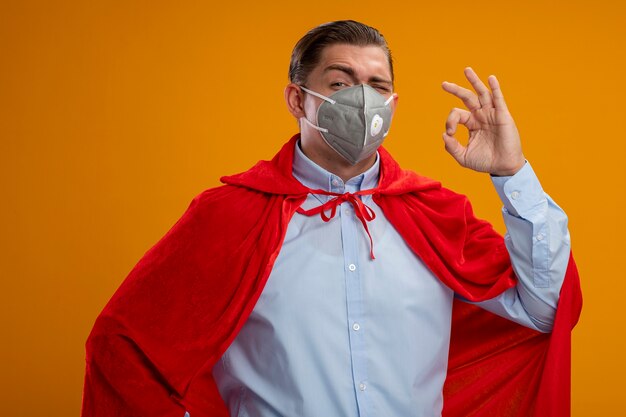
339 179 370 414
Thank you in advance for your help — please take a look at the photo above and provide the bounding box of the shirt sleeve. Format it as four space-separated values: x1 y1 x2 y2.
468 161 571 333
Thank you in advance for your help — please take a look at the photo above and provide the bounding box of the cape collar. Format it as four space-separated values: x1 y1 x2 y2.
221 134 441 195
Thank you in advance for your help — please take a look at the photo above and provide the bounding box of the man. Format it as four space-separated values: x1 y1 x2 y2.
82 20 581 417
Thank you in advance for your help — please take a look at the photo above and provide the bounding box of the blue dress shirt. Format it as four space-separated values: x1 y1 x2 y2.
211 141 571 417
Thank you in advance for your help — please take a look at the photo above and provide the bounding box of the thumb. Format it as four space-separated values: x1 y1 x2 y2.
442 133 466 166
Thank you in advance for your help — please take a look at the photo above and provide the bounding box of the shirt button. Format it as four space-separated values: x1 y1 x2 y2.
359 382 367 391
331 178 340 187
511 190 520 200
536 233 545 241
352 323 361 331
348 264 357 272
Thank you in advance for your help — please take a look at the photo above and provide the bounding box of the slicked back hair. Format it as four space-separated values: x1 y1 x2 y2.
288 20 394 86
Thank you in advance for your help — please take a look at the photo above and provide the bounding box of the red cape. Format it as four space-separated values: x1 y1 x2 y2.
82 134 582 417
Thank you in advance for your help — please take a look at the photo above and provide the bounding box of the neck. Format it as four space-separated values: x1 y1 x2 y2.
299 138 377 183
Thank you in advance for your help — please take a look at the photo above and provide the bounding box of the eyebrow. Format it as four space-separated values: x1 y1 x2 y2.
323 64 393 85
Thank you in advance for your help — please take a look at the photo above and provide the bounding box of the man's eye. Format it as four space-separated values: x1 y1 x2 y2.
331 82 348 88
373 85 391 93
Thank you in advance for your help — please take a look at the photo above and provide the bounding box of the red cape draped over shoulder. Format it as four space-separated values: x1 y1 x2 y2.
82 134 582 417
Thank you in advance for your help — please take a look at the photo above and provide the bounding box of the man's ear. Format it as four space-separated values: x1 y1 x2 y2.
285 83 306 119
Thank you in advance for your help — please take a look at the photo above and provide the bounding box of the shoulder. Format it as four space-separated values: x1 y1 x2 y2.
181 184 276 226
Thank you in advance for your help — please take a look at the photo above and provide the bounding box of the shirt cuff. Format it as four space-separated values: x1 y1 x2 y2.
490 161 546 220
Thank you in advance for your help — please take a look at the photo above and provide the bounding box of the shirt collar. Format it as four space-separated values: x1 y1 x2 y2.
292 140 380 192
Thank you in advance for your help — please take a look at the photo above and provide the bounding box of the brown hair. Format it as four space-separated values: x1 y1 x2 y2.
288 20 394 86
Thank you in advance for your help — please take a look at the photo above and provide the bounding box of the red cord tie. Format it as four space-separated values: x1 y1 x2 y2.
296 189 377 259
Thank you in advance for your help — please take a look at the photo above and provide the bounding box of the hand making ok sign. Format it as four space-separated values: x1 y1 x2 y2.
442 67 526 176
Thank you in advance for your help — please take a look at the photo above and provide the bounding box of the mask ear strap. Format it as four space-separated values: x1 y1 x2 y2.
301 116 329 133
384 93 397 106
382 93 397 137
300 86 337 105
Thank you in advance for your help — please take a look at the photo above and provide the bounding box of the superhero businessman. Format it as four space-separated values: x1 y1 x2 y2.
82 20 582 417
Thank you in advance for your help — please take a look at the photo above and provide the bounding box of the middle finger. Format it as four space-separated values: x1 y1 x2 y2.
464 67 493 108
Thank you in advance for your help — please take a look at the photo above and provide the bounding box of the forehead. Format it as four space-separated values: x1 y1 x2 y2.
314 43 392 79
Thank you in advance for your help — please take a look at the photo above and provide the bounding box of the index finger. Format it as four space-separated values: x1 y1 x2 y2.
441 81 481 111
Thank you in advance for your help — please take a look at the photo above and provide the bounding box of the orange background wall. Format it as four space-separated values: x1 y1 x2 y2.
1 1 624 415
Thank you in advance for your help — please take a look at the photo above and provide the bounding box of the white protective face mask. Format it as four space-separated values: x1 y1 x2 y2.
300 84 396 165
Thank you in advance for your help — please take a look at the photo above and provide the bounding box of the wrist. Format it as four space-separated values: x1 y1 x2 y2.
491 159 526 177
